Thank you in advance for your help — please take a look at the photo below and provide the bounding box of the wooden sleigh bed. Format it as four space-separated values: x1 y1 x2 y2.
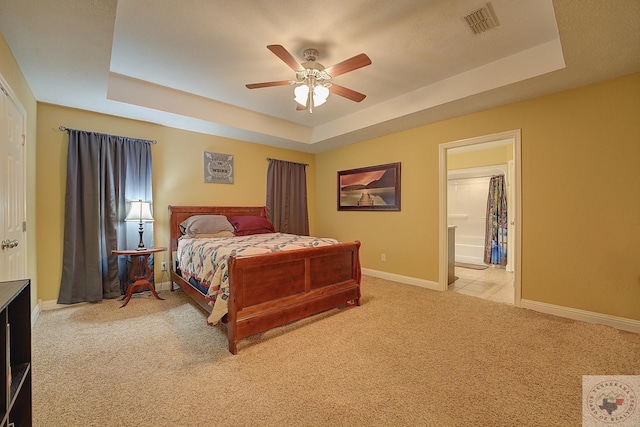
168 205 361 354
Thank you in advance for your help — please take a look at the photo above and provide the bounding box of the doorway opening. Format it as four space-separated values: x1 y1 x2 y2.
438 130 521 306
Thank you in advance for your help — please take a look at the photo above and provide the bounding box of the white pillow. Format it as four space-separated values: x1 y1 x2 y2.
179 215 234 238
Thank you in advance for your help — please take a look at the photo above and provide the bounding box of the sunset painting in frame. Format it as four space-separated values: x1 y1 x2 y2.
338 163 401 211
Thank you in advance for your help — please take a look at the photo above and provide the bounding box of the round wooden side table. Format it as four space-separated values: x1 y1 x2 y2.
112 247 167 308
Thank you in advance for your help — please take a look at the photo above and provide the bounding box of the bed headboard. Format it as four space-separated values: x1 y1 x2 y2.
168 205 267 266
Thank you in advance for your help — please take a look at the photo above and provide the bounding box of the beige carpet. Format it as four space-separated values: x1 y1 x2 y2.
32 276 640 426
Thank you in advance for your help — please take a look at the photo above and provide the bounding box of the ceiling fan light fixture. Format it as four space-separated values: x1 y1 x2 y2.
247 44 371 111
293 83 330 107
294 85 309 106
313 84 330 106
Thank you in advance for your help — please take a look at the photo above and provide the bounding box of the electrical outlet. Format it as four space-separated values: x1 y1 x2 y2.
161 262 167 271
381 254 386 262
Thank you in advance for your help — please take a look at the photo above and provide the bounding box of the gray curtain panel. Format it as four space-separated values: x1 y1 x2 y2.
57 129 153 304
266 159 309 236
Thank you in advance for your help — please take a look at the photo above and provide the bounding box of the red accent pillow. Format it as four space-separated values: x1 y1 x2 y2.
227 216 275 236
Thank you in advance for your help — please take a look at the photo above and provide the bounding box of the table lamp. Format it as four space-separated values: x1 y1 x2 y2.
124 200 154 249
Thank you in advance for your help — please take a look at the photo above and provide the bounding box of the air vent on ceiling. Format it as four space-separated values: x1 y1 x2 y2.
463 4 498 35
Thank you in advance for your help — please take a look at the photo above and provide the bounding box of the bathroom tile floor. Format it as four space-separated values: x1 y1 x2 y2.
450 265 514 304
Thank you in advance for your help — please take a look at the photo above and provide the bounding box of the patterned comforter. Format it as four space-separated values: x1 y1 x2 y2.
177 233 339 325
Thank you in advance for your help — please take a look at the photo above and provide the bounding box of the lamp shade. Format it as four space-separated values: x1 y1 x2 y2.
124 200 154 222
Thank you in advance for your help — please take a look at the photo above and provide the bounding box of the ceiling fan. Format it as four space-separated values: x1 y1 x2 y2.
246 45 372 113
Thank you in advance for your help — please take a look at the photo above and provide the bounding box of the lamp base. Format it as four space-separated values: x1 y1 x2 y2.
137 224 146 250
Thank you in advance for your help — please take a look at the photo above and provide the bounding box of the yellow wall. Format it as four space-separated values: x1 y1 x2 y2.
35 103 316 301
315 127 441 281
316 73 640 320
0 32 38 311
19 31 639 322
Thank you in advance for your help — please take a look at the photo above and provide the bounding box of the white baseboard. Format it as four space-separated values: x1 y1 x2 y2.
521 299 640 334
39 280 175 312
156 280 174 291
31 303 40 326
36 275 640 335
361 269 640 334
39 299 89 312
361 268 440 291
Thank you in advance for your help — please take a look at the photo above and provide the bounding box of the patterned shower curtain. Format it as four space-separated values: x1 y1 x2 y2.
484 175 508 266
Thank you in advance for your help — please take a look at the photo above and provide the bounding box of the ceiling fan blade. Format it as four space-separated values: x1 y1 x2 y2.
245 80 291 89
324 53 371 77
267 45 304 72
330 84 367 102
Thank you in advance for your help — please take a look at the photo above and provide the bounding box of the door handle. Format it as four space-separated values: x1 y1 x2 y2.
1 239 18 250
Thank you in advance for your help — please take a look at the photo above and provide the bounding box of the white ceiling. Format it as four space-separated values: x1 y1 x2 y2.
1 0 639 153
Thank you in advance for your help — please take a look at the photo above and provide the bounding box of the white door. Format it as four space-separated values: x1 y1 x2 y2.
0 80 27 281
506 160 515 272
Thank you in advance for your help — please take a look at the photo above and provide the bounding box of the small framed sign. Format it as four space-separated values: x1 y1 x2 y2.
203 152 234 184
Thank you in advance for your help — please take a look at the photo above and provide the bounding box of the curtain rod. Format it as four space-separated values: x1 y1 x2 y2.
266 157 308 166
58 126 157 144
448 174 504 180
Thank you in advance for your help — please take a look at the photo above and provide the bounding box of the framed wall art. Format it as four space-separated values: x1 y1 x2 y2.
337 162 401 211
203 151 234 184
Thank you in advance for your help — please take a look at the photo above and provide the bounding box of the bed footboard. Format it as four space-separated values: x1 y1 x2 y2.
226 241 361 354
168 205 361 354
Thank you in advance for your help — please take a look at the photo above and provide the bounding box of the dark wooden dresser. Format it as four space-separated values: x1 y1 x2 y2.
0 279 31 427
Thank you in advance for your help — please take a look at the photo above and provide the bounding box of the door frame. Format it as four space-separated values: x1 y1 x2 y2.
0 72 28 281
438 129 522 306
